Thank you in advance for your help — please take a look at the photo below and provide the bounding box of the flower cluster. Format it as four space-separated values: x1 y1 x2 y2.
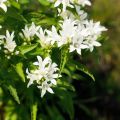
20 8 106 55
0 0 107 97
20 19 106 55
26 56 59 97
49 0 91 11
0 30 19 58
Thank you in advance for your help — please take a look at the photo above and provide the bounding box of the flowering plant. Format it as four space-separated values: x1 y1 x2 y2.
0 0 107 119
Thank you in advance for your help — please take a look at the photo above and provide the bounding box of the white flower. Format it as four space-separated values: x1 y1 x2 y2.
82 20 107 51
58 6 88 22
84 20 107 36
75 6 88 22
0 0 7 12
57 19 77 47
22 25 32 40
26 69 42 88
83 35 102 52
26 56 60 97
57 10 107 54
58 8 75 20
36 27 52 48
0 30 16 52
37 81 54 98
46 26 60 45
48 0 91 11
76 0 91 7
45 62 59 85
49 0 73 11
55 0 73 11
69 32 88 55
29 22 40 37
33 56 51 76
21 22 40 41
27 56 51 87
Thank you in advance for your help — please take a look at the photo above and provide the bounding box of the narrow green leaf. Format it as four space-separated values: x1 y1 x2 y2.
60 45 69 73
57 79 75 92
76 64 95 81
19 44 38 55
31 102 37 120
78 104 93 117
15 62 25 82
8 85 20 104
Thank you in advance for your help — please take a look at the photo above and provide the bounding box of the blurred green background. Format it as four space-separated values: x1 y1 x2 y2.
75 0 120 119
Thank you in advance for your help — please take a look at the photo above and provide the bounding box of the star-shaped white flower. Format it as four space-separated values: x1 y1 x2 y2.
48 0 91 11
37 81 54 98
46 26 60 45
57 19 77 47
21 22 40 41
36 27 52 48
54 0 73 11
82 20 107 52
77 0 91 7
0 30 16 52
26 56 60 97
70 32 88 55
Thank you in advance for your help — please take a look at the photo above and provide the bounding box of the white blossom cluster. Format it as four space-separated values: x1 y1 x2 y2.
20 7 106 55
20 22 40 42
20 20 106 55
49 0 91 11
0 30 19 58
0 0 107 97
26 56 59 97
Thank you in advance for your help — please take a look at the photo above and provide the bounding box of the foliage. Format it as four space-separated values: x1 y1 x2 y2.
0 0 106 119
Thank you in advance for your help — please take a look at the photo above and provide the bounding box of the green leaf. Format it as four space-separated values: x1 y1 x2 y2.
78 104 93 117
15 62 25 82
5 7 27 22
76 64 95 81
8 85 20 104
31 102 38 120
57 90 74 120
9 0 21 10
46 105 65 120
38 0 50 6
60 45 69 73
57 79 75 92
19 44 38 55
